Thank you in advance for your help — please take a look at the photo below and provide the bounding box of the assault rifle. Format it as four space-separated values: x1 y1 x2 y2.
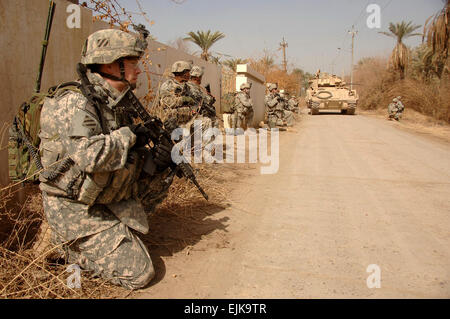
112 87 209 201
200 84 217 117
77 63 208 200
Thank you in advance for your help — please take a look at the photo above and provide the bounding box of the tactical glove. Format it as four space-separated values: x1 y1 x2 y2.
152 143 173 171
181 96 195 105
163 117 178 134
130 124 150 148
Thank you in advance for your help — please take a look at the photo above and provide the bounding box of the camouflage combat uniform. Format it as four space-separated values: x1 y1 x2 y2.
232 83 253 130
39 29 171 290
265 83 286 128
187 81 215 130
265 93 279 128
388 97 404 121
159 78 195 128
288 97 299 114
278 92 294 127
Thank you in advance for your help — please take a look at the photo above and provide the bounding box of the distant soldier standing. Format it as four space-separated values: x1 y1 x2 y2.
265 83 282 128
243 83 254 129
188 65 218 129
232 82 253 131
187 65 218 148
158 61 196 132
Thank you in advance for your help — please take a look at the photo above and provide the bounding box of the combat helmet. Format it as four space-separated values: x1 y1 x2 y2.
190 65 204 77
240 82 252 90
171 61 192 74
81 29 147 65
268 83 278 91
393 98 398 102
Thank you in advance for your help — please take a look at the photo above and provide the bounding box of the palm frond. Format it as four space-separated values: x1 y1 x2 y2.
184 30 226 61
422 0 449 78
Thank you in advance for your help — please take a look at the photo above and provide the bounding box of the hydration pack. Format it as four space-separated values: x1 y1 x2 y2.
8 82 80 183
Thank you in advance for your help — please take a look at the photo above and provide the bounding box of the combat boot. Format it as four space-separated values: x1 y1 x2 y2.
32 219 63 261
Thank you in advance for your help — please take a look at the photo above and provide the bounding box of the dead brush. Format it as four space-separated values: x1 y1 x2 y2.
354 55 450 123
0 186 126 299
384 78 450 123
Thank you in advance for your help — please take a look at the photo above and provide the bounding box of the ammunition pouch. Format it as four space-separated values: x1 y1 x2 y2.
176 106 193 124
39 145 143 206
134 168 174 212
96 151 143 204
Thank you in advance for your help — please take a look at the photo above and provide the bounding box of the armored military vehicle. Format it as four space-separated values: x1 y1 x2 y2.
305 72 358 115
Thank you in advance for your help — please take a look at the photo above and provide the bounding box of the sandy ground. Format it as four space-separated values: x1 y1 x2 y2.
135 111 450 299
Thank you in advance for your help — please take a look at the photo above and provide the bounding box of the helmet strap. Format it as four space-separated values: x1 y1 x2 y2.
97 58 132 88
118 59 126 81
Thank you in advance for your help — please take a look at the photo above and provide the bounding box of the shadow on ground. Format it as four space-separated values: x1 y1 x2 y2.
142 200 229 287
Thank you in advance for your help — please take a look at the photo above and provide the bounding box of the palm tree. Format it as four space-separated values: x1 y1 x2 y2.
223 58 248 72
249 50 276 76
261 55 275 72
423 0 449 78
184 30 225 61
379 21 422 78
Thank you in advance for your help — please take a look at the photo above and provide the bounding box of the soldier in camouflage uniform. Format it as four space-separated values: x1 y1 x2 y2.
279 90 295 127
265 83 279 128
186 65 218 149
265 83 292 128
158 61 196 133
395 96 405 120
242 83 254 128
288 95 299 114
232 82 253 130
388 97 405 121
188 66 218 130
38 29 174 290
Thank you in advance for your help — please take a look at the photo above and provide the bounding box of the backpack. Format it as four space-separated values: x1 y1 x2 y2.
221 92 236 114
8 82 80 183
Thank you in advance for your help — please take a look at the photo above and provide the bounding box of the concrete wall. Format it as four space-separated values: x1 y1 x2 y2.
0 0 222 186
235 64 266 126
0 0 110 186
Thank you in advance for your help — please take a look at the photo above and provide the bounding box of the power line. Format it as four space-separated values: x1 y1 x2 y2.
352 0 372 28
381 0 394 13
331 0 370 73
326 0 392 75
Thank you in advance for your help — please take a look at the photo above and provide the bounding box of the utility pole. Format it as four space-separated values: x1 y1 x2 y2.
280 37 288 73
348 25 358 91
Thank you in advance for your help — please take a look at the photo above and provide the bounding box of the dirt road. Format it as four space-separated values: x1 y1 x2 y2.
137 113 450 298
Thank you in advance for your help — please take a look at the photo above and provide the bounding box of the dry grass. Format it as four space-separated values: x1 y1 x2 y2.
360 107 450 142
0 161 230 299
354 56 450 124
386 78 450 123
0 184 127 299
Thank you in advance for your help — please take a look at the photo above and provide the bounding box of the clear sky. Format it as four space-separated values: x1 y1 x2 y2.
126 0 444 75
